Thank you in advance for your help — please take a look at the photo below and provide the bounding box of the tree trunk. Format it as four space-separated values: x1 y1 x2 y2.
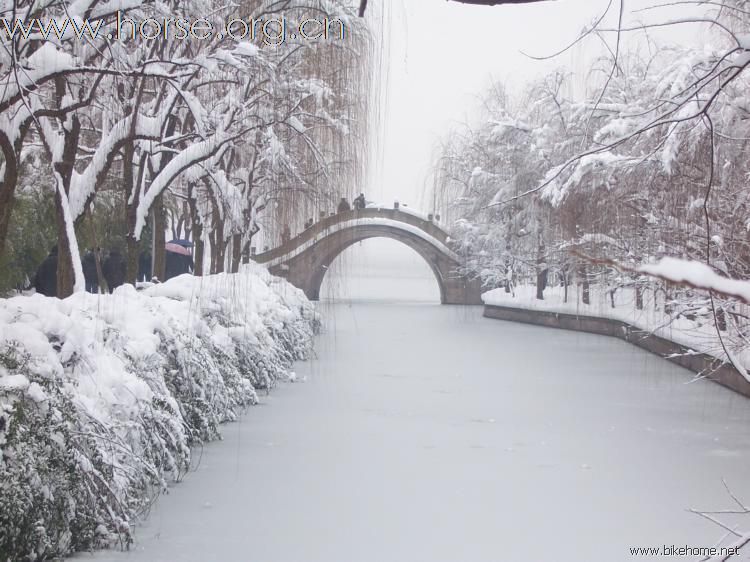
216 236 227 274
535 240 546 300
53 111 83 297
536 269 547 300
148 117 178 281
0 165 17 262
124 143 139 284
664 282 673 315
635 285 643 310
580 264 590 305
0 126 27 263
242 237 253 265
94 248 106 293
188 188 204 276
55 191 75 298
194 235 204 276
209 231 218 274
503 265 512 294
209 200 225 274
153 193 166 281
231 233 242 273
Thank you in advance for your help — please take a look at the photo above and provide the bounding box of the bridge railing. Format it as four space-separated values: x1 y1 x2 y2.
254 207 451 263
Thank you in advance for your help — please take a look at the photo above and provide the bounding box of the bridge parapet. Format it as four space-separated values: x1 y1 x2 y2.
255 207 450 263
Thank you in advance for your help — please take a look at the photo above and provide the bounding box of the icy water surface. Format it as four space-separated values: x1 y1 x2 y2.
79 301 750 562
81 242 750 562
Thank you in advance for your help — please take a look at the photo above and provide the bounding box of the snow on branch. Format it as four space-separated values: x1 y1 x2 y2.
573 251 750 305
638 258 750 304
134 131 246 239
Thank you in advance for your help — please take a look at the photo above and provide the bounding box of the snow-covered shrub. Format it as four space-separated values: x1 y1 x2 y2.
0 265 317 561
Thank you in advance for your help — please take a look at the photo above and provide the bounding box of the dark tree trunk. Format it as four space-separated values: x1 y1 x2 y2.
580 264 590 305
635 285 643 310
0 125 27 262
215 236 227 274
126 235 139 284
242 237 252 265
188 186 204 276
209 232 218 274
94 248 106 293
194 235 204 276
148 117 178 281
182 201 192 241
535 239 546 300
231 233 242 273
0 160 17 261
123 143 139 284
536 269 547 300
153 193 166 281
54 191 75 298
209 199 225 274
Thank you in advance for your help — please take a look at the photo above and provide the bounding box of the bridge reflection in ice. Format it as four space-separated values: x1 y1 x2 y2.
319 238 441 304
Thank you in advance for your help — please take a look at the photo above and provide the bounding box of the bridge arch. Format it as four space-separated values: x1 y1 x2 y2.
306 225 450 302
254 208 482 305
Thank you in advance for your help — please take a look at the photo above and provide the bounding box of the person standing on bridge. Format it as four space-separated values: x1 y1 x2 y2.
353 193 366 210
337 197 351 213
281 224 291 244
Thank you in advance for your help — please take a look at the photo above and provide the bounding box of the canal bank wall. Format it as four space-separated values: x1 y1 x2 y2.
483 303 750 399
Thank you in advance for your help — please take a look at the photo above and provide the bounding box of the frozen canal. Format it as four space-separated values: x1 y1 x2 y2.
82 243 750 562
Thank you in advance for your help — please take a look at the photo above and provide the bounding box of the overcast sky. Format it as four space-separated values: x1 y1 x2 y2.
365 0 709 211
331 0 710 279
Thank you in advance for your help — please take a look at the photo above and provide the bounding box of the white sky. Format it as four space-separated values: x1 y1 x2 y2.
366 0 710 212
334 0 710 277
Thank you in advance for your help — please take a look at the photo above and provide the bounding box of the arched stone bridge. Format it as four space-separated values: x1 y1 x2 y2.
254 207 482 305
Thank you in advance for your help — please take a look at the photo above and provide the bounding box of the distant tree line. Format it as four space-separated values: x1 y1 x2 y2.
432 1 750 373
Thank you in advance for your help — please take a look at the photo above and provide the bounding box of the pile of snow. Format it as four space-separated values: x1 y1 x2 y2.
0 264 317 560
483 284 750 377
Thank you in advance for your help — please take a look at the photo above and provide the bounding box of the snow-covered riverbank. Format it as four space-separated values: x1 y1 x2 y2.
483 285 750 379
0 265 317 561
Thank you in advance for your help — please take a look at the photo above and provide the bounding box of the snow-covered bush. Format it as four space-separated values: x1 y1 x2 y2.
0 265 317 561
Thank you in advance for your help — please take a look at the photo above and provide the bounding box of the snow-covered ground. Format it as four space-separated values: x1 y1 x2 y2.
0 265 317 560
75 247 750 562
484 284 750 378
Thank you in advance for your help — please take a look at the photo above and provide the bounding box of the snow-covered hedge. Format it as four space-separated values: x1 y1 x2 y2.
0 265 318 561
